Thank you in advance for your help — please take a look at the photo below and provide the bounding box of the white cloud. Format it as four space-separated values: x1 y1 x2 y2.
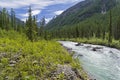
20 10 41 17
22 17 52 23
21 18 27 22
32 10 41 16
54 10 64 15
0 0 84 9
0 0 84 22
45 18 52 23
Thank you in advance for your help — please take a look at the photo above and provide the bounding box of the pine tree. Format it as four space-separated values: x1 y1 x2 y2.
26 6 33 41
0 10 2 28
33 16 38 40
41 17 45 27
76 26 79 38
11 8 15 29
39 17 45 37
108 10 112 44
2 8 7 29
6 11 10 31
26 6 38 41
115 16 120 40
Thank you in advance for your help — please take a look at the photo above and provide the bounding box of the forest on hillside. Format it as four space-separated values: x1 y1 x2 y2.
0 0 120 80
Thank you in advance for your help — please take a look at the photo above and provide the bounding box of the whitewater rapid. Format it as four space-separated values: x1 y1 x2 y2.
59 41 120 80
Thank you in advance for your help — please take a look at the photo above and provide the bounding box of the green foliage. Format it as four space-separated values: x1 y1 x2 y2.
1 58 8 65
11 8 16 30
62 38 120 49
0 30 87 80
108 10 112 44
45 0 120 44
46 0 116 29
26 6 38 42
0 8 24 31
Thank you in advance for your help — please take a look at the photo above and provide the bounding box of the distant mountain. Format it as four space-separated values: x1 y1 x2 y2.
0 11 24 25
15 17 24 25
46 0 117 30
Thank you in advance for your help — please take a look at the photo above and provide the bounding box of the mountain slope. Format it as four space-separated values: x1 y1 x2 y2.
46 0 116 30
0 10 24 27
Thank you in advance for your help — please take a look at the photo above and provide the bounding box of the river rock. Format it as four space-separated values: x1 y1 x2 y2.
12 54 20 62
85 45 91 49
51 64 83 80
78 54 83 57
92 47 103 51
9 60 16 64
109 51 113 53
32 60 38 65
92 48 97 51
64 46 72 53
0 53 7 58
75 43 83 46
67 48 72 51
9 60 17 67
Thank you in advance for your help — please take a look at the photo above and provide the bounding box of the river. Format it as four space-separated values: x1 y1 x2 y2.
59 41 120 80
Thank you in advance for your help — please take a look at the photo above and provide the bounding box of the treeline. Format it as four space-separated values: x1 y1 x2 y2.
0 7 120 43
25 6 47 41
0 7 47 41
0 8 24 31
48 10 120 43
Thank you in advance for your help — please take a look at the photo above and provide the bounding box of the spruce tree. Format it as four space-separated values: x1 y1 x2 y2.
108 10 112 44
26 6 37 41
26 6 33 41
11 8 15 29
76 26 79 38
33 16 38 40
2 8 7 29
39 17 45 37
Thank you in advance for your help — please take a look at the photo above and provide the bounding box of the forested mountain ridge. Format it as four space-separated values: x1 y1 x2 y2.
46 0 116 29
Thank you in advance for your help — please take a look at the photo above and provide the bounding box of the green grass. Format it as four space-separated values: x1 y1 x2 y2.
60 38 120 49
0 30 88 80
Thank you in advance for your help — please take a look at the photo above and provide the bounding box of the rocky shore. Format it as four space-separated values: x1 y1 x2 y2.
60 43 96 80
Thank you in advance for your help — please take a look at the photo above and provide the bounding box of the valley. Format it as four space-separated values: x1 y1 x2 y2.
0 0 120 80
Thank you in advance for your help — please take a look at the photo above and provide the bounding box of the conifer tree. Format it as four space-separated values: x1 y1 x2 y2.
6 11 10 31
115 16 120 40
11 8 15 29
33 16 38 40
26 6 37 41
76 26 79 38
39 17 45 37
2 8 7 29
108 10 112 44
26 6 33 41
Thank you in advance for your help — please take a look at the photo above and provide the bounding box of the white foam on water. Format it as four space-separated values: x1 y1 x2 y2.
59 41 120 80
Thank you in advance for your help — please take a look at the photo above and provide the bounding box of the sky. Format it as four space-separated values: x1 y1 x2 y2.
0 0 84 23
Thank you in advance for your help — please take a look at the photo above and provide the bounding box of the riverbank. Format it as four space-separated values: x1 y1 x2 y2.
0 30 89 80
59 41 120 80
60 43 96 80
58 38 120 50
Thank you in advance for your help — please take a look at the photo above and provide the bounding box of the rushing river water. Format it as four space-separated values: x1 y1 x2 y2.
59 41 120 80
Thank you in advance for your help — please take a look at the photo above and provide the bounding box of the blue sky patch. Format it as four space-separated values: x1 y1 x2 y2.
0 0 84 22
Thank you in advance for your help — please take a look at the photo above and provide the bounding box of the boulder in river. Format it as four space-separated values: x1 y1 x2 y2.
75 43 83 46
78 54 83 57
85 45 91 49
109 51 113 54
92 47 103 51
64 46 72 53
92 48 97 51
